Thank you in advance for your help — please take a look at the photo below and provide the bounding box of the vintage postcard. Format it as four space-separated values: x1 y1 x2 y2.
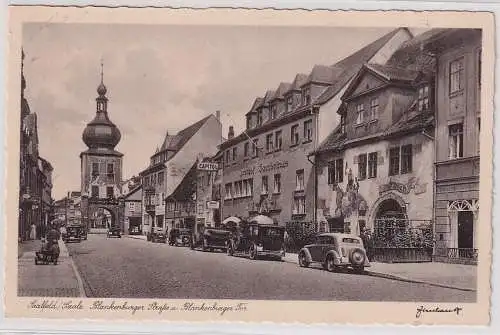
3 6 494 326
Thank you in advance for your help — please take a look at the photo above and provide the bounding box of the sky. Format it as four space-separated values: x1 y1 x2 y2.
22 23 426 200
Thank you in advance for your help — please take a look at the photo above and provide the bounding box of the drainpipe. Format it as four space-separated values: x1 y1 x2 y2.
308 104 320 230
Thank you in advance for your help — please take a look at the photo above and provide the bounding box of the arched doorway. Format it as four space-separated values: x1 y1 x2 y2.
373 198 408 248
90 207 116 229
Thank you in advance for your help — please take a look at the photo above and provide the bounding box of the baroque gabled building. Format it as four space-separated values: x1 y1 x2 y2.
139 112 222 237
220 28 413 228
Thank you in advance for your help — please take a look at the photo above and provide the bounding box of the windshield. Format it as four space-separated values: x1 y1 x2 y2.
261 227 284 238
342 237 360 244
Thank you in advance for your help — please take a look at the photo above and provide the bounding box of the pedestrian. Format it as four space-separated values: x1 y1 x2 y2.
59 225 67 240
361 229 373 262
30 223 36 240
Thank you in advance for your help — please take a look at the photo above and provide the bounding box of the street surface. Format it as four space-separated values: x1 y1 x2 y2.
67 234 475 302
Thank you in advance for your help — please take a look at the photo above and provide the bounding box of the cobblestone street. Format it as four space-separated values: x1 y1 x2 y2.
62 234 476 302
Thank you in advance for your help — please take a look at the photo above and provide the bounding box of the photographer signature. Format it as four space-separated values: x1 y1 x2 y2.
416 306 463 318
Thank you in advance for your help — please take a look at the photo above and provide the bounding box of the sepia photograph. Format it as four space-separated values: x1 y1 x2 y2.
4 6 494 325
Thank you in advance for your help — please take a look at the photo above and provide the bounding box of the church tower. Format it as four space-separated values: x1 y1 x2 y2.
80 62 124 230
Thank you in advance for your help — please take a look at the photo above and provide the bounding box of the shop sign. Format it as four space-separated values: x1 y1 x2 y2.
197 162 219 171
206 201 220 209
241 160 289 178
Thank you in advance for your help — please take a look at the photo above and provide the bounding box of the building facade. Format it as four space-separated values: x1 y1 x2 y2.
140 113 223 236
19 50 54 241
195 155 223 228
314 59 436 262
220 28 413 227
389 29 482 263
122 185 143 235
80 68 124 232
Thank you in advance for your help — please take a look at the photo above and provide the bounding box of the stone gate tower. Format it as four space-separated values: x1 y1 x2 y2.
80 63 124 232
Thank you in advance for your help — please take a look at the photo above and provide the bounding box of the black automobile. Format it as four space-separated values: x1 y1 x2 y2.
226 222 285 261
191 224 230 252
107 226 121 238
169 228 192 247
63 225 83 243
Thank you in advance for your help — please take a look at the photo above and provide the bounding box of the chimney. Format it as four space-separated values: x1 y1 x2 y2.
215 110 221 121
228 126 234 140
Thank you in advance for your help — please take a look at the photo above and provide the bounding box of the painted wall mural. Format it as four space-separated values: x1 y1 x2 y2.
333 168 368 219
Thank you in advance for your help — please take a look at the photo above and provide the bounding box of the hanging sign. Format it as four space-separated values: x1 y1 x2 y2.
197 162 219 171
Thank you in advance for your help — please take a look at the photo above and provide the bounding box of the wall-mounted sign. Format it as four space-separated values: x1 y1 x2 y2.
198 162 219 171
206 201 220 209
241 160 289 178
379 178 426 196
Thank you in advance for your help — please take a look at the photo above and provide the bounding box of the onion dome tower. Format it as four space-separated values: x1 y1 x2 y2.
82 62 122 151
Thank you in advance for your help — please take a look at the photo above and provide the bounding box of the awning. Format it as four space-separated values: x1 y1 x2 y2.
248 214 274 225
222 216 241 225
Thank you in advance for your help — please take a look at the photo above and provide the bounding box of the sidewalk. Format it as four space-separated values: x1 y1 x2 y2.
283 252 476 292
18 239 86 297
126 234 147 241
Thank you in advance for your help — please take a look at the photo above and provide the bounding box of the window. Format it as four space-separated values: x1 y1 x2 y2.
270 104 277 120
418 86 430 112
91 163 99 177
358 154 367 180
234 181 243 198
328 158 344 184
151 174 156 186
243 178 253 197
389 147 400 176
252 139 259 157
401 145 413 174
128 202 136 211
257 110 263 126
291 124 300 145
244 142 249 157
368 152 378 179
91 185 99 198
232 147 237 161
286 96 293 112
450 58 465 94
106 186 114 198
304 120 313 142
302 87 311 105
449 123 464 159
275 131 283 151
158 171 164 185
144 176 150 187
273 174 281 193
224 183 233 199
370 98 379 120
293 197 306 215
266 133 274 153
225 150 230 164
340 114 346 133
296 169 305 191
261 176 269 195
356 104 365 124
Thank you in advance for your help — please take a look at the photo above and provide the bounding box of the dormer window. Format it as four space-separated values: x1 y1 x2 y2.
257 109 263 126
356 104 365 124
418 85 430 112
302 87 311 106
370 98 379 120
270 104 277 120
246 115 251 129
286 95 293 112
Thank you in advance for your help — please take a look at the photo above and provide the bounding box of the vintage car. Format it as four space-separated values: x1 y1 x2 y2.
298 233 370 273
226 222 285 261
63 225 83 243
80 227 88 240
107 226 122 238
169 228 192 247
150 226 167 243
190 224 230 252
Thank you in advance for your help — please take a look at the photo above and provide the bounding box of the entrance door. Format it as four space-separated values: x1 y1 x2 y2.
458 211 474 249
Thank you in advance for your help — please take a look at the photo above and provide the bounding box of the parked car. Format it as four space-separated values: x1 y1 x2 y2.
191 224 230 252
298 233 370 273
226 222 285 261
63 224 83 243
80 227 88 240
107 226 121 238
150 227 167 243
169 228 192 247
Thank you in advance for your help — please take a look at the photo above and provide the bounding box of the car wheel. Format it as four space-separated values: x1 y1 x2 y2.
249 244 258 260
326 255 337 272
298 251 310 268
54 259 58 265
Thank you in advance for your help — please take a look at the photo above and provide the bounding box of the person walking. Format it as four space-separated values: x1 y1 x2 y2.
29 223 36 240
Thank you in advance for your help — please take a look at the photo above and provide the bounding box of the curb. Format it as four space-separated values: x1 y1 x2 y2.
282 254 475 292
61 240 87 298
364 271 476 292
125 235 147 241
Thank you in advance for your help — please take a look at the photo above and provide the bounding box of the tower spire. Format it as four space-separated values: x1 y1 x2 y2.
100 57 104 84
